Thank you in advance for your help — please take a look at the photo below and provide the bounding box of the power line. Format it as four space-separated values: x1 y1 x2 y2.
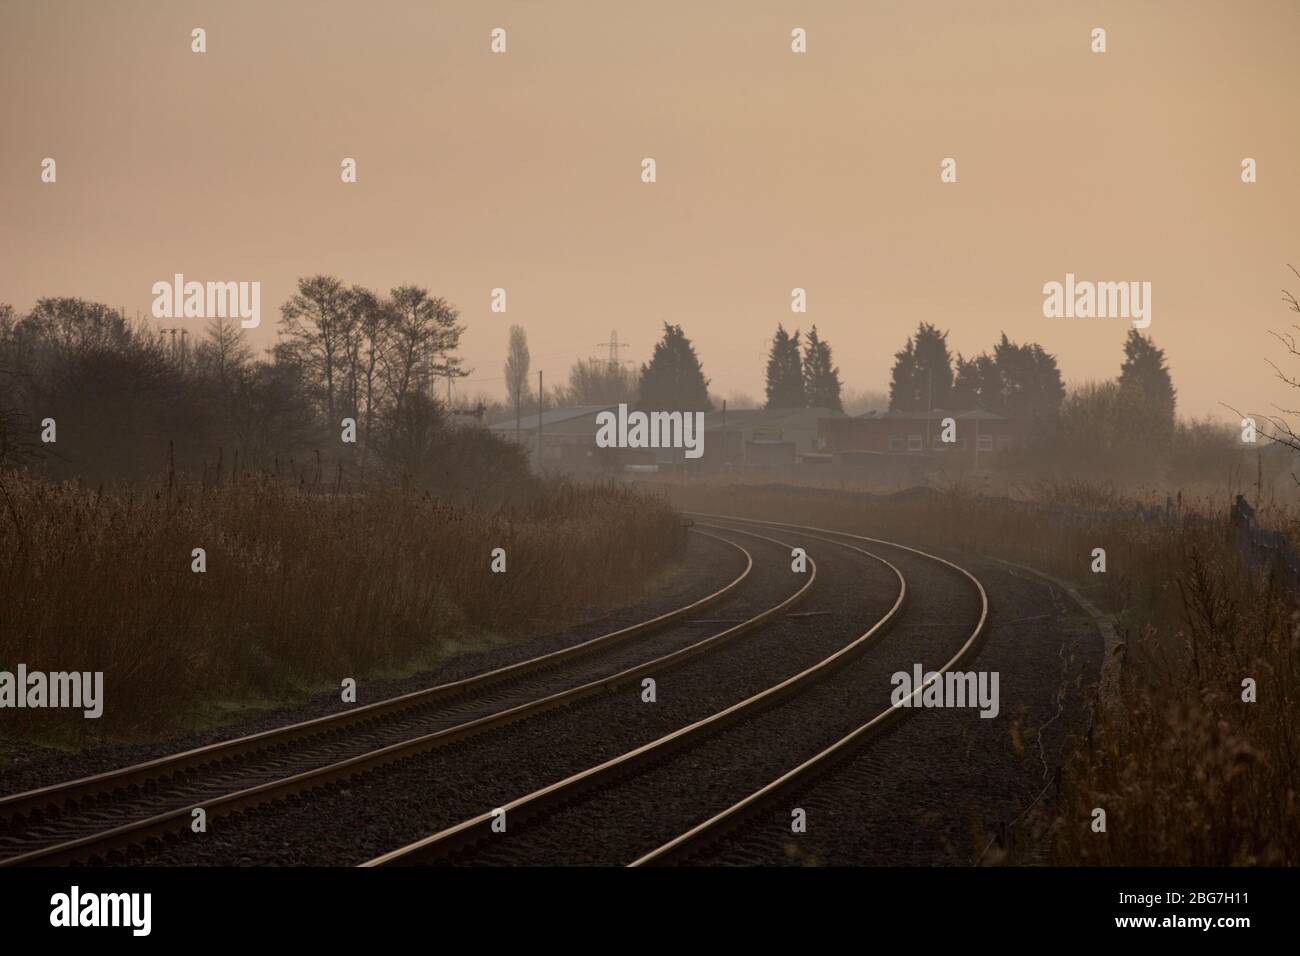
595 330 631 370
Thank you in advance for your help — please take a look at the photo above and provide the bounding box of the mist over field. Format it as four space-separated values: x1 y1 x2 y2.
0 2 1293 932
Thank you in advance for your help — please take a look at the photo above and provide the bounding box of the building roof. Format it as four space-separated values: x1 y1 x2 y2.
488 403 853 435
856 408 1007 422
704 405 847 428
487 405 615 431
701 408 766 426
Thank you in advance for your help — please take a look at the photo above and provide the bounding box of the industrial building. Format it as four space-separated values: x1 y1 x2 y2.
489 403 850 474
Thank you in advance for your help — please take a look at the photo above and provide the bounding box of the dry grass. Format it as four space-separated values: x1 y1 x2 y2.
1048 527 1299 865
653 477 1299 865
0 471 682 742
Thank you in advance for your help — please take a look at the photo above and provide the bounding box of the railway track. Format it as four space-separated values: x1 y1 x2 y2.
5 514 992 867
363 514 987 867
631 514 990 865
0 526 810 866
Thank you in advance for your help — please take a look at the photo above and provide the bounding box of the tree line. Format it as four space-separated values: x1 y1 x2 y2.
1 280 1183 485
499 316 1179 463
764 325 843 411
500 321 844 417
887 320 1176 451
0 278 531 499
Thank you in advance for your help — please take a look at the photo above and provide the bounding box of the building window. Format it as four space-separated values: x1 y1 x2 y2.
907 434 923 452
977 435 993 452
888 435 904 452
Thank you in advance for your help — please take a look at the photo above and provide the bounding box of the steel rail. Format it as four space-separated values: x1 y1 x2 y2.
362 525 905 867
630 513 990 866
0 529 750 828
2 526 811 866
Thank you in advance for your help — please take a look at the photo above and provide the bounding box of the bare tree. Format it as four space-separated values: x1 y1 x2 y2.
194 315 252 391
504 325 531 437
554 357 639 406
26 298 131 355
383 286 466 409
278 275 352 424
1244 265 1300 464
343 287 391 448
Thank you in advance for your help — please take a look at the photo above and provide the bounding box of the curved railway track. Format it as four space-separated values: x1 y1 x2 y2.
0 525 813 866
631 514 990 865
5 514 994 868
362 516 968 866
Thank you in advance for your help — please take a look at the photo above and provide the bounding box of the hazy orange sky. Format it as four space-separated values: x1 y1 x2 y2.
2 0 1297 420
